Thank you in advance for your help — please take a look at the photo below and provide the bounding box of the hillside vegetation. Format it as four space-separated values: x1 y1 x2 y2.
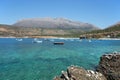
13 18 99 31
0 18 99 38
1 18 120 38
80 23 120 38
0 24 85 37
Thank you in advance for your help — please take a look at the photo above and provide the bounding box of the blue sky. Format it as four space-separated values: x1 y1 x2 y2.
0 0 120 29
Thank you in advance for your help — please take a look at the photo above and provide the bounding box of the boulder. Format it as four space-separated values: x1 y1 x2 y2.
54 52 120 80
54 65 106 80
97 53 120 80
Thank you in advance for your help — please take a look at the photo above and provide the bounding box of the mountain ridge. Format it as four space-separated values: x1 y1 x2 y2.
80 21 120 38
1 20 120 38
13 17 99 31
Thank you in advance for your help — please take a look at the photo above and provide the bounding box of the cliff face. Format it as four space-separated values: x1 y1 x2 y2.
97 53 120 80
54 66 106 80
54 53 120 80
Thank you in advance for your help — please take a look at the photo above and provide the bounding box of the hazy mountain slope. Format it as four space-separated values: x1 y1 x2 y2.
0 24 17 36
13 18 99 31
104 22 120 31
0 18 100 37
0 24 82 37
80 22 120 38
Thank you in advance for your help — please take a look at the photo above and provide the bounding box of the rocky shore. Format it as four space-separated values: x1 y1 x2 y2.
97 53 120 80
54 53 120 80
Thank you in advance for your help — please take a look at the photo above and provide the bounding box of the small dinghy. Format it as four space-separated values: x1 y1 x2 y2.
54 42 64 45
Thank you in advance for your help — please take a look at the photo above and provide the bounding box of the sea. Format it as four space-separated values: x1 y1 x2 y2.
0 38 120 80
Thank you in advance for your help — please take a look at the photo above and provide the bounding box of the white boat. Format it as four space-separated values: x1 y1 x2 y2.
16 38 23 41
33 38 42 43
33 40 42 43
88 40 91 42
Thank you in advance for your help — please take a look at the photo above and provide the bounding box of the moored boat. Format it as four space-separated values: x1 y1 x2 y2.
33 38 42 43
54 42 64 45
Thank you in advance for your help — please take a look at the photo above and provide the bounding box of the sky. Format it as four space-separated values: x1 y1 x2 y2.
0 0 120 29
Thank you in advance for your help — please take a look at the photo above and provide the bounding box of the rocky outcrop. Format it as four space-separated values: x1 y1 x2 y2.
54 53 120 80
97 53 120 80
54 66 107 80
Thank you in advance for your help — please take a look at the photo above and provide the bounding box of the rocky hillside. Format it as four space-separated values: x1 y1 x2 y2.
13 18 99 31
0 18 100 37
0 24 84 37
104 22 120 32
80 22 120 38
97 53 120 80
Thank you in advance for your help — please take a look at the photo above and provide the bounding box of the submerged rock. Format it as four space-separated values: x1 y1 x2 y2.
97 53 120 80
54 65 106 80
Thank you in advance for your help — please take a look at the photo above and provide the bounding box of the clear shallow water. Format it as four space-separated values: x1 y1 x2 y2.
0 38 120 80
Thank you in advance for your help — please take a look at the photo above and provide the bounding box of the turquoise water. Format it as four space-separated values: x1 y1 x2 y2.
0 38 120 80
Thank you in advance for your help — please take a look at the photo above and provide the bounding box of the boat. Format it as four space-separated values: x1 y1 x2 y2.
33 38 42 43
33 40 42 43
88 40 92 42
16 38 23 41
53 42 64 45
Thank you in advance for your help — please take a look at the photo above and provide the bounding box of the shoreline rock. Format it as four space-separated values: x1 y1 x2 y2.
54 53 120 80
54 66 106 80
97 52 120 80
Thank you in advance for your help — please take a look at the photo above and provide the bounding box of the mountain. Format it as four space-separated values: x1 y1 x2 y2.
80 22 120 38
13 18 99 31
0 24 43 37
0 18 100 37
104 22 120 31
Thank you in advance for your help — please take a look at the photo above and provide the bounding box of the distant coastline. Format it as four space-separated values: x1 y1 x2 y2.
98 38 120 40
1 36 120 40
0 36 57 38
